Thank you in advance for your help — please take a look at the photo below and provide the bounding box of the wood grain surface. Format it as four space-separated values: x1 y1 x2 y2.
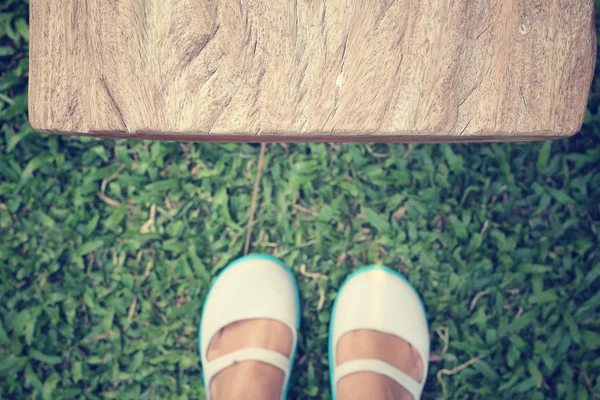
29 0 596 143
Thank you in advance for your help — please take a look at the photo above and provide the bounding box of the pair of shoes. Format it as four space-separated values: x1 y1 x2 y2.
199 254 429 400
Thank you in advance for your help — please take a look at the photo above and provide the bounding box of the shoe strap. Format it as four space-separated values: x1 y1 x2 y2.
334 358 421 399
205 348 290 393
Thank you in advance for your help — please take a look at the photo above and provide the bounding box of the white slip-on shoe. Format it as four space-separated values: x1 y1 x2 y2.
199 254 301 400
329 266 430 400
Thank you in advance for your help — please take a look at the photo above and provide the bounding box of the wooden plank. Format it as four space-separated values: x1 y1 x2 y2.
29 0 596 143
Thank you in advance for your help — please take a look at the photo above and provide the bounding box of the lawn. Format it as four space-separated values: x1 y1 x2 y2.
1 1 599 399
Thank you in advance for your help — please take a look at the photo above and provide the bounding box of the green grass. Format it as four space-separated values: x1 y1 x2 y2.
1 1 599 399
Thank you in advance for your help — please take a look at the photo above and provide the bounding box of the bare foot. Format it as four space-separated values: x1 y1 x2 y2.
336 330 424 400
208 319 293 400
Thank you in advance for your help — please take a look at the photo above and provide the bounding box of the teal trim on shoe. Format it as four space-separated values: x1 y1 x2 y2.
198 254 301 399
327 266 427 399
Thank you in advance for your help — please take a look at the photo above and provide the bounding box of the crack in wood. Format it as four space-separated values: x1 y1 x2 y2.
459 119 472 136
100 76 129 133
181 24 220 69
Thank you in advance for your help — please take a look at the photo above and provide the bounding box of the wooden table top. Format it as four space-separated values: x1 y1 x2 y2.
29 1 596 143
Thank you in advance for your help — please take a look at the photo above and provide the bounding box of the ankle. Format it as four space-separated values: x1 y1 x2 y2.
335 330 423 400
211 361 284 400
338 372 414 400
